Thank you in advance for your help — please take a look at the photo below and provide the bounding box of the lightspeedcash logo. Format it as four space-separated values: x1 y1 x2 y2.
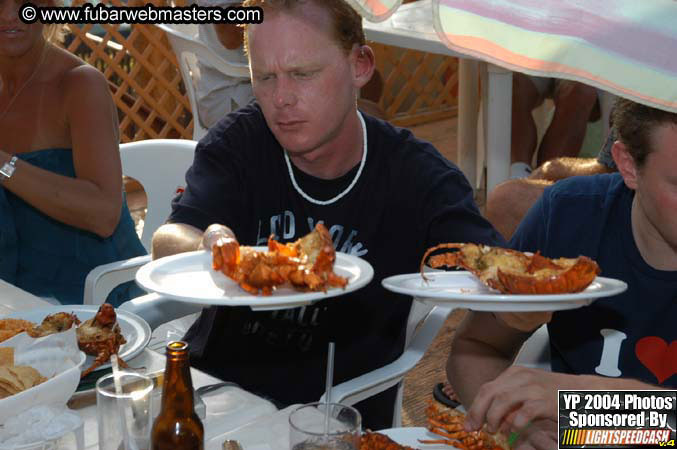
559 390 677 449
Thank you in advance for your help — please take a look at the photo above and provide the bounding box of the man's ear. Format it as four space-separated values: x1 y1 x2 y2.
351 45 376 90
612 140 638 190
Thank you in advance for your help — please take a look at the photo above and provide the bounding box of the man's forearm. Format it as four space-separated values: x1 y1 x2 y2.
447 311 530 408
447 337 514 407
151 223 204 259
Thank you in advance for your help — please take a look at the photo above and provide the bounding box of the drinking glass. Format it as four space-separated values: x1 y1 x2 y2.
96 372 154 450
289 402 361 450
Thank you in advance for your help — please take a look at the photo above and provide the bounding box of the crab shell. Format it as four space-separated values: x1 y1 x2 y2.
76 304 127 377
421 243 600 295
77 321 126 356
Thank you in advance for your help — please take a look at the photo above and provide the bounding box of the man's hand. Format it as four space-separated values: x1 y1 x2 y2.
465 366 573 435
511 418 558 450
199 223 237 251
495 311 552 333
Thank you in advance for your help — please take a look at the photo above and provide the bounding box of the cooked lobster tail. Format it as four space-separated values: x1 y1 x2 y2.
420 243 600 295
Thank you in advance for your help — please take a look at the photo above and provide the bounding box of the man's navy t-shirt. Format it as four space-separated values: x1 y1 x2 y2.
169 103 505 428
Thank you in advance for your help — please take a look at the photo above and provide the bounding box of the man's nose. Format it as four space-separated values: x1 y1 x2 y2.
273 77 296 108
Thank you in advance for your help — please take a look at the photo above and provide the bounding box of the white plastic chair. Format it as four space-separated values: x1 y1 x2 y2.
83 139 197 305
514 324 551 370
155 23 250 140
321 300 455 428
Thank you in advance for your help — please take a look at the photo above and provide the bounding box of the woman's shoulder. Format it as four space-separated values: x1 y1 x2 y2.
60 59 108 92
49 52 115 125
49 48 108 99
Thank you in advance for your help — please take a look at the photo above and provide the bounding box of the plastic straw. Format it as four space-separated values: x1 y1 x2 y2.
112 355 137 450
324 342 335 437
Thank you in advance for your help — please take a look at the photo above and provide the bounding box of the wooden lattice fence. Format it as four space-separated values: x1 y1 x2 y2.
59 0 194 142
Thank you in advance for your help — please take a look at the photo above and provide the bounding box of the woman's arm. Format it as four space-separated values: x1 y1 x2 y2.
0 65 123 238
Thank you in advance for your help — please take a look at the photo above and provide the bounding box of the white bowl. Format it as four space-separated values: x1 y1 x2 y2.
0 350 86 425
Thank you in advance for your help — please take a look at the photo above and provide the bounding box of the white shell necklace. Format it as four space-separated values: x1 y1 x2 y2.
284 111 367 206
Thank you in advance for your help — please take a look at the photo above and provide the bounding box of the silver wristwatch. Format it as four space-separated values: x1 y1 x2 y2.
0 155 18 181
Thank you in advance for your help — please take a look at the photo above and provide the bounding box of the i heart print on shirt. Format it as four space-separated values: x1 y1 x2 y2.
635 337 677 384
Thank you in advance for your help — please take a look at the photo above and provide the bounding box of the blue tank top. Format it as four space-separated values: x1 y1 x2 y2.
0 148 147 306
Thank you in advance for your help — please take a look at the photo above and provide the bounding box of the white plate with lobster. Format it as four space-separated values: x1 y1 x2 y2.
377 427 460 448
135 249 374 310
1 305 151 372
381 272 627 311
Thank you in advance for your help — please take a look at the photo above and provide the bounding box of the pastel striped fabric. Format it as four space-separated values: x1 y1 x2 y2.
431 0 677 112
347 0 402 21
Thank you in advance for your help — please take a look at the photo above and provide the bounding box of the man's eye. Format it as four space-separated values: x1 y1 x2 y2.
293 71 312 79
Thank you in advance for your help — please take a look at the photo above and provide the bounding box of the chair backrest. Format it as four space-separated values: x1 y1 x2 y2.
155 23 249 140
514 324 551 370
121 139 197 251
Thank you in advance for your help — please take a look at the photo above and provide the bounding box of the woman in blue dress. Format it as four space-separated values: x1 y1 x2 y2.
0 2 146 305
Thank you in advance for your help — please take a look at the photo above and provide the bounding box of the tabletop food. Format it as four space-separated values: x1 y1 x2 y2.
212 223 349 295
0 347 47 399
1 304 128 378
76 303 128 377
27 312 80 338
0 318 36 343
0 348 12 366
360 431 415 449
420 243 600 295
422 402 509 450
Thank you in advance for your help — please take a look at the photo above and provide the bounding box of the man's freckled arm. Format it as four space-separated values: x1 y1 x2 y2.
151 223 204 259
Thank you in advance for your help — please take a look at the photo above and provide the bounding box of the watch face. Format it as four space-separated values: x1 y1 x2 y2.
0 162 15 179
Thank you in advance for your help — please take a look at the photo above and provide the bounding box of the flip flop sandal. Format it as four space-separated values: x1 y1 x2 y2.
433 382 461 409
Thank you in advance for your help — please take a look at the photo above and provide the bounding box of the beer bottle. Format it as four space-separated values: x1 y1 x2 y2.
151 341 204 449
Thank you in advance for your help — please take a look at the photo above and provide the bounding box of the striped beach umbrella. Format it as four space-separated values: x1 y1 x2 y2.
431 0 677 112
347 0 403 22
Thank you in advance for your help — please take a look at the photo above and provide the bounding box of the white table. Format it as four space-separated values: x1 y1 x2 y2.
0 280 277 449
73 349 277 449
207 405 300 449
363 0 513 193
0 279 55 315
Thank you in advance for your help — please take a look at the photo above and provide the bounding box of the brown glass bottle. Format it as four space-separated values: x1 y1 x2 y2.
151 341 204 450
